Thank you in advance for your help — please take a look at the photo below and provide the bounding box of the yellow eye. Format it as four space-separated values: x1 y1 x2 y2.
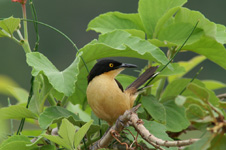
109 63 114 67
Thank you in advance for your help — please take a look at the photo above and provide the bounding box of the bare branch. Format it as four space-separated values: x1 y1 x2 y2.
129 112 199 147
90 104 199 149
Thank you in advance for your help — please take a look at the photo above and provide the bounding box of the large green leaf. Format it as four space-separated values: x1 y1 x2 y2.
26 52 81 97
163 100 190 132
174 8 216 38
138 0 187 38
209 134 226 150
185 104 206 121
38 106 80 129
142 95 166 124
0 17 20 37
0 135 35 150
80 30 171 68
0 105 37 120
216 24 226 44
184 36 226 70
87 11 145 34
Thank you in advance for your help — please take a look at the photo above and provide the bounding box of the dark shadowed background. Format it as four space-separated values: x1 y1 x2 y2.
0 0 226 105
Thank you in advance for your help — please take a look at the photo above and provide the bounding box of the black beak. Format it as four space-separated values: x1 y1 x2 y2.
120 63 137 68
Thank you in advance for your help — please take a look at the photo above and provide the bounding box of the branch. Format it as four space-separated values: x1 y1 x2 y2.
90 105 199 149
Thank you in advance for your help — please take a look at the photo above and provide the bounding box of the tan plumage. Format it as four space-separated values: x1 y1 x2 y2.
86 59 158 126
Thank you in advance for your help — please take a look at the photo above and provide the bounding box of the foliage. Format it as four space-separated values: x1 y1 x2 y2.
0 0 226 149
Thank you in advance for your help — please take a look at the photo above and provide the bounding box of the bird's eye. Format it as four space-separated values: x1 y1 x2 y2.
109 63 114 68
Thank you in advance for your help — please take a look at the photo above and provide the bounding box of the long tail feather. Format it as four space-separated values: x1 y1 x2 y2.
125 66 159 91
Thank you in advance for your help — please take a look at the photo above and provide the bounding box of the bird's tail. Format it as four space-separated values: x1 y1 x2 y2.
125 66 159 92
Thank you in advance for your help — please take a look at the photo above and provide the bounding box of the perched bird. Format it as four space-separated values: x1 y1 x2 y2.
86 59 158 126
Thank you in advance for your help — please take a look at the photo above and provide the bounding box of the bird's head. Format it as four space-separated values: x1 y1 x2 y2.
87 59 137 83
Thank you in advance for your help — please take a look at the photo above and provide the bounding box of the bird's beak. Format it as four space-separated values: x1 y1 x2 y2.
120 63 137 68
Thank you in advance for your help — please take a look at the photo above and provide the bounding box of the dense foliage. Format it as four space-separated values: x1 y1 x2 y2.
0 0 226 149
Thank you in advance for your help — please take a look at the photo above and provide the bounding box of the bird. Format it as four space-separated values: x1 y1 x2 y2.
86 59 158 126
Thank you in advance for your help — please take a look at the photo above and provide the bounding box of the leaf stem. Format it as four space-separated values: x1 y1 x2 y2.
156 78 166 100
61 96 68 107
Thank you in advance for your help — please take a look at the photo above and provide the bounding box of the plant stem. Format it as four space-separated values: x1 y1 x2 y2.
61 96 68 107
156 78 166 100
21 3 31 53
48 93 57 106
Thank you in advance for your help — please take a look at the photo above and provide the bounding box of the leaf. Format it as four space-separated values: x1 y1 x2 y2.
163 100 190 132
80 30 171 69
0 75 28 103
58 119 76 149
216 24 226 44
87 11 145 34
169 55 206 82
0 135 35 150
74 120 93 148
161 78 204 102
158 22 204 45
0 105 37 120
174 8 216 38
187 83 209 102
138 0 187 38
0 17 20 37
184 36 226 70
43 119 93 150
42 134 71 150
38 106 80 129
26 52 82 97
184 134 213 150
142 95 166 124
209 134 226 150
186 104 206 120
202 80 226 90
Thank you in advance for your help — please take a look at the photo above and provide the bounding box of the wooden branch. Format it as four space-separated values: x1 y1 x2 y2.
129 112 199 147
90 104 199 149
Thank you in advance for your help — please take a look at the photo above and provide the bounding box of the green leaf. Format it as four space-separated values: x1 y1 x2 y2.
38 106 80 129
29 75 52 115
0 135 34 150
169 55 206 82
74 120 93 148
0 105 37 120
67 60 95 105
42 134 71 150
0 17 20 37
163 100 190 132
58 119 76 150
202 80 226 90
26 52 81 97
87 11 145 34
158 22 204 45
161 78 204 102
186 104 205 120
187 83 209 102
184 36 226 70
184 134 213 150
0 75 28 103
138 0 187 38
142 95 166 124
216 24 226 44
174 8 216 38
209 134 226 150
80 30 171 69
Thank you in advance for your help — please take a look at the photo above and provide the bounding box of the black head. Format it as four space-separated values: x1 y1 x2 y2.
87 59 137 83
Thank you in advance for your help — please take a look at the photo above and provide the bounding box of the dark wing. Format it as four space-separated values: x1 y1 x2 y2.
126 66 158 91
115 79 124 92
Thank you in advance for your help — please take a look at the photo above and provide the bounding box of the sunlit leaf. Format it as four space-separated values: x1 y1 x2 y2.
0 17 20 37
26 52 82 97
0 105 37 120
202 80 226 90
